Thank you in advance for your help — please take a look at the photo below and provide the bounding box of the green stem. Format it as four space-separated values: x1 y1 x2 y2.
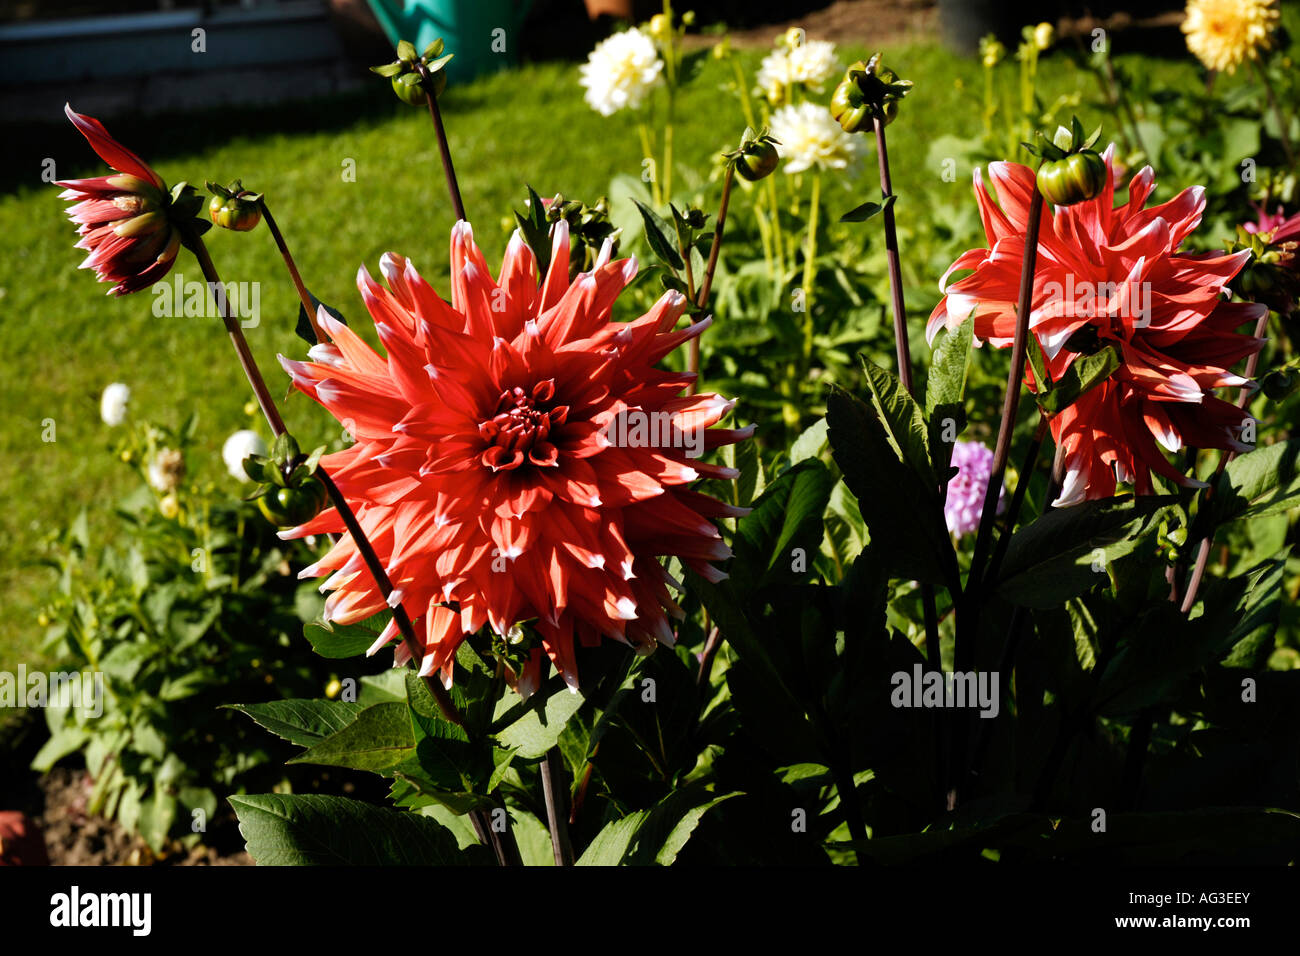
259 199 323 342
638 121 661 207
417 65 466 222
799 169 822 365
688 164 735 392
663 115 675 205
766 175 786 281
540 748 575 865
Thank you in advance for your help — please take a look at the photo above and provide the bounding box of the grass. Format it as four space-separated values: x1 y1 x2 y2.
0 31 1232 669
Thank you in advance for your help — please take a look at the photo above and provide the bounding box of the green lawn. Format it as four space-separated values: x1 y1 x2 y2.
0 35 1220 668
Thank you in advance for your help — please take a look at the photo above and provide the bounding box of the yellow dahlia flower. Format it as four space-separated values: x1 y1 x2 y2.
1182 0 1278 74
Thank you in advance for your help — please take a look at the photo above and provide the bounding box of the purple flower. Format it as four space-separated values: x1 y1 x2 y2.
944 440 1003 536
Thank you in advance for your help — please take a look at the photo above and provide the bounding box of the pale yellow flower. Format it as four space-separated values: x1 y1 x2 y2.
1033 22 1055 51
1182 0 1278 73
980 35 1005 68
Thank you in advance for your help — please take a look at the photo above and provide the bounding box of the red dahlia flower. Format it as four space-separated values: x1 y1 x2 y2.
280 220 750 695
56 104 182 296
930 147 1265 506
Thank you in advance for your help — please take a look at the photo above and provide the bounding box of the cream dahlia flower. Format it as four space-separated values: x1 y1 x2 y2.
769 102 863 174
756 40 839 104
580 27 664 116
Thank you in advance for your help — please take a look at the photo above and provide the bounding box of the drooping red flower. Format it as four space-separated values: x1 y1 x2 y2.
280 220 750 695
930 147 1266 506
56 104 182 296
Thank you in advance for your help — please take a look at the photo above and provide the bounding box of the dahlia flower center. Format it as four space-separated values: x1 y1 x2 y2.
478 378 566 471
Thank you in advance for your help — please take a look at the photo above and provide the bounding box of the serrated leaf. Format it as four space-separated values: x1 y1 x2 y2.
995 497 1176 608
304 611 392 659
860 354 936 486
730 458 834 593
230 793 488 865
288 701 415 772
826 387 956 587
1209 438 1300 524
632 199 684 272
576 790 738 865
491 680 585 759
1037 346 1121 414
226 699 366 748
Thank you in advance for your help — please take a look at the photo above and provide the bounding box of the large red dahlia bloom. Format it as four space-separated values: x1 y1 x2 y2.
56 105 181 296
929 148 1266 506
281 220 749 694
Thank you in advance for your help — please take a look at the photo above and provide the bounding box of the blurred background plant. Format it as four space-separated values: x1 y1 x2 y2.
29 406 349 854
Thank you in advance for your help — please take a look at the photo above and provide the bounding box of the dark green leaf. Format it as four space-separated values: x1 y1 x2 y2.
288 701 414 773
826 387 956 587
230 793 489 865
303 611 391 659
840 193 896 223
632 199 684 272
995 497 1175 608
225 699 366 748
1037 346 1120 414
1209 438 1300 525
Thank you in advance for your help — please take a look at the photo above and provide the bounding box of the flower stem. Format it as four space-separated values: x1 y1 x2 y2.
967 188 1045 600
766 175 786 281
799 169 822 364
540 748 575 865
418 68 467 222
638 122 661 207
949 186 1044 811
258 199 324 342
186 226 468 728
873 116 913 394
982 412 1049 589
664 116 675 204
687 164 736 391
1178 306 1271 613
729 57 758 131
186 232 286 437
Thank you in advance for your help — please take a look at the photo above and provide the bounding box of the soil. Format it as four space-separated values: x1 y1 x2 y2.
36 768 251 867
706 0 939 48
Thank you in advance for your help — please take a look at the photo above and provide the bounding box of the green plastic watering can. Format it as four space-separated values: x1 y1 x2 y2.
365 0 533 82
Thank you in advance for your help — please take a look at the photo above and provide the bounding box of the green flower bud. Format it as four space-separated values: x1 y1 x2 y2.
830 56 912 134
1035 150 1107 206
206 179 262 232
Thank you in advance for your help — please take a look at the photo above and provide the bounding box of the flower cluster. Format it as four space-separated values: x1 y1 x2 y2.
943 441 1002 536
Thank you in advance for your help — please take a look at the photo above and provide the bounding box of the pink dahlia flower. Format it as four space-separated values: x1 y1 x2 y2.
930 147 1265 507
55 105 182 296
280 220 751 695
